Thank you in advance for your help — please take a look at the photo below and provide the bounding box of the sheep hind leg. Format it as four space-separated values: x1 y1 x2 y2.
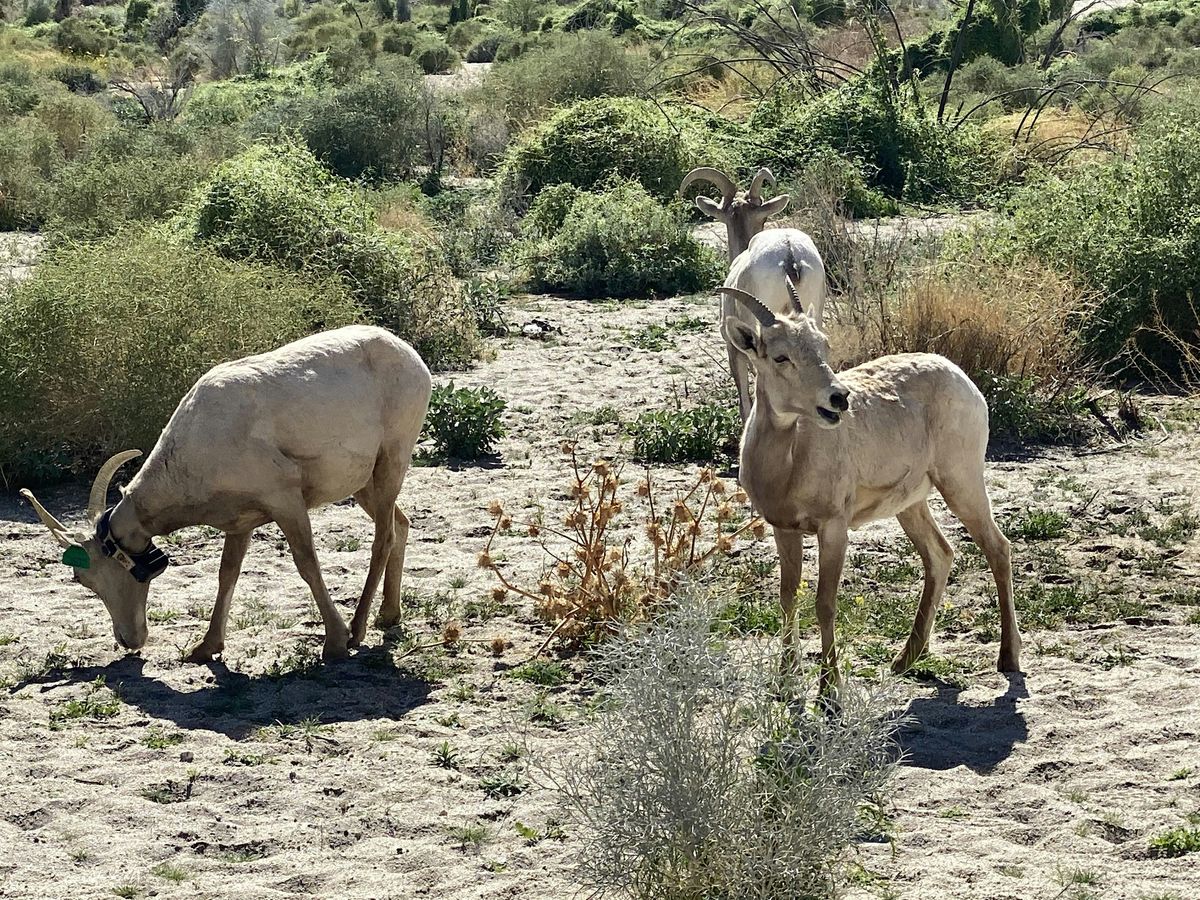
349 486 399 647
938 471 1021 673
891 500 953 674
376 506 410 630
274 503 350 660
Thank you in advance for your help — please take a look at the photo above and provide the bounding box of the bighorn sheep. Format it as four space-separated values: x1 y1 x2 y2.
717 282 1020 693
680 166 826 421
21 325 431 662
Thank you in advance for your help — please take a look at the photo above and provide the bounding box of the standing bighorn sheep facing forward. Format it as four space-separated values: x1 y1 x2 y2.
718 282 1020 693
680 166 826 421
22 325 431 662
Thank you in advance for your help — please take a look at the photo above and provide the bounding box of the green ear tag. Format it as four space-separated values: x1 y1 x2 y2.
62 546 91 569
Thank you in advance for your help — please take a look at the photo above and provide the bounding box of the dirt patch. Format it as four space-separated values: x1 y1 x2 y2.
0 294 1198 898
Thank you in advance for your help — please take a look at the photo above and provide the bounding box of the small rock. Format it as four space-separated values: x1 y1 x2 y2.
179 751 194 763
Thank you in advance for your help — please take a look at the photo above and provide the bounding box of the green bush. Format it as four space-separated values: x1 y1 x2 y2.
753 75 988 202
515 178 722 298
0 228 363 486
423 382 506 459
181 142 479 369
561 0 641 33
279 66 426 180
413 33 459 74
44 125 215 241
489 31 647 125
0 118 60 229
184 65 314 130
54 16 119 57
629 402 741 463
991 113 1200 375
48 63 105 95
500 96 743 202
0 62 44 118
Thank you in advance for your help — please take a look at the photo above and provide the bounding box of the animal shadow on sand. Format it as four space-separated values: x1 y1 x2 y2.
898 674 1029 774
17 643 433 740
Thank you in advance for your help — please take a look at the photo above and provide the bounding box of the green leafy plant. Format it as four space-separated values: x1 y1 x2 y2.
423 382 506 459
509 659 569 686
629 403 741 463
1149 826 1200 857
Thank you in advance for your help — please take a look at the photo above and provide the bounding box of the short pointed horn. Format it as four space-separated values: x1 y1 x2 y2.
785 276 804 317
679 167 737 204
88 450 142 521
20 489 73 548
717 287 777 328
748 167 776 200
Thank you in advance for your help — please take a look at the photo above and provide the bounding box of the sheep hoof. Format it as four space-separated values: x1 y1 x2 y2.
185 643 220 664
376 609 403 630
322 639 350 661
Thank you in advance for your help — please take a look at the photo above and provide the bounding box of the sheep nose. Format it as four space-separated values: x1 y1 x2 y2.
829 390 850 412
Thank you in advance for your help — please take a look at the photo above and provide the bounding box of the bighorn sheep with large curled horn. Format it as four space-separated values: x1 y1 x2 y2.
717 279 1020 695
22 325 431 662
680 166 826 421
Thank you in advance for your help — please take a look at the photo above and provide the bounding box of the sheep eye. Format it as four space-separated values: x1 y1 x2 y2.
773 355 789 364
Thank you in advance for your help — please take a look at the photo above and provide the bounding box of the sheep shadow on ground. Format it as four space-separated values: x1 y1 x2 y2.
897 674 1028 774
14 646 433 740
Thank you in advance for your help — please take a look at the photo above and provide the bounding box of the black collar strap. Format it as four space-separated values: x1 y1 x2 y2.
96 508 170 583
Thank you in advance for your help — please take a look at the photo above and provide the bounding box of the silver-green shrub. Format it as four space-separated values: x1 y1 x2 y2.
557 587 898 900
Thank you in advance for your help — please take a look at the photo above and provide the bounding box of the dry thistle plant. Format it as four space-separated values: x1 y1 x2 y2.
479 443 765 651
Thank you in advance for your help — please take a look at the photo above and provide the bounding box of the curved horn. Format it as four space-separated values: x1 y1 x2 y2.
88 450 142 521
748 167 776 200
785 276 804 317
679 167 737 204
717 287 777 328
20 489 73 548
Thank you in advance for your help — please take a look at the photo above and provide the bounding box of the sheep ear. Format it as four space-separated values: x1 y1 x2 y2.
723 316 758 357
695 195 724 220
759 194 790 218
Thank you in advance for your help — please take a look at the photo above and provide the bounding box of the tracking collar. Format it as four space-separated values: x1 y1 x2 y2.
96 508 170 583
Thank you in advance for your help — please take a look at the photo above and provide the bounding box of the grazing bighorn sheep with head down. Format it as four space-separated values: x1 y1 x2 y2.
680 166 826 421
22 325 431 662
716 281 1020 694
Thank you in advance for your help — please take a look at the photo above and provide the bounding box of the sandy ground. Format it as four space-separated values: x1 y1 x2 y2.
1 290 1199 900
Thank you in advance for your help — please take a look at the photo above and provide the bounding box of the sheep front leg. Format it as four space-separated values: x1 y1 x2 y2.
275 507 350 660
186 530 252 664
773 527 805 675
815 521 849 699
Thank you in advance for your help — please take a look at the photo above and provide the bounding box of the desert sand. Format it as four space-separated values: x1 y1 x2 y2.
1 291 1198 899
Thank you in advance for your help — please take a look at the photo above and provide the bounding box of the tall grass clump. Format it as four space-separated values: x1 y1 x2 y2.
180 142 479 369
555 587 898 899
515 179 722 298
0 228 362 486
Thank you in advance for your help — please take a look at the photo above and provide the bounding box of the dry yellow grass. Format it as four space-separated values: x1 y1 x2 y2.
982 108 1131 170
830 259 1095 389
